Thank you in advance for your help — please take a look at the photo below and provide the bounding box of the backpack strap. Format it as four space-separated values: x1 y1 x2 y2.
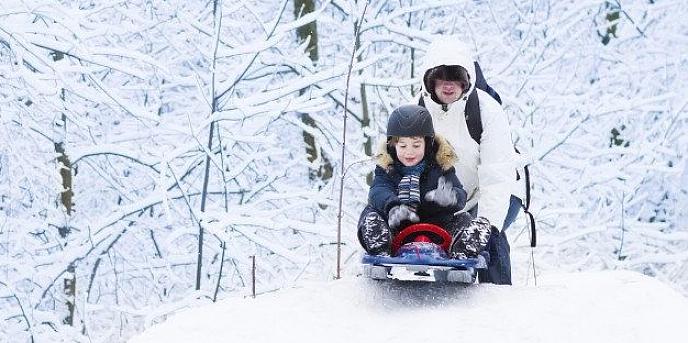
515 147 536 247
524 163 536 247
473 61 502 105
464 88 482 144
463 61 502 144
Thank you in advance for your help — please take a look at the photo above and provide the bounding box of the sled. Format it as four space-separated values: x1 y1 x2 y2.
362 223 487 283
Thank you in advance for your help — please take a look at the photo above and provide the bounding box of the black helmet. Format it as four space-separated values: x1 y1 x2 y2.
386 105 434 138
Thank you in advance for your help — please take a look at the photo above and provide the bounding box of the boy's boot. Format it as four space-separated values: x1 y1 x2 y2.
359 210 391 255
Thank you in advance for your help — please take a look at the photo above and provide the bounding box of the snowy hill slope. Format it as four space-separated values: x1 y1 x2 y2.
130 271 688 343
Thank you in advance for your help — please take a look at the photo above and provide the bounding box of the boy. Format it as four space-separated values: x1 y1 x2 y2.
357 104 491 259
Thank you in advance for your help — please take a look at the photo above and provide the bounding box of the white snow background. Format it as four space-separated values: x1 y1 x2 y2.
2 1 688 342
131 270 688 343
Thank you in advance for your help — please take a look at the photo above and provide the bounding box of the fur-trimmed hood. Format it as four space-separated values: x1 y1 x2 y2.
420 36 477 103
375 134 457 172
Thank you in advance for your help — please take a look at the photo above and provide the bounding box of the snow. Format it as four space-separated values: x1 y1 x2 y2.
682 159 688 190
130 270 688 343
2 1 688 341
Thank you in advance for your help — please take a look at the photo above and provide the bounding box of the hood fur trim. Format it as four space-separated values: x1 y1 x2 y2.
419 36 476 106
375 134 457 172
420 36 476 94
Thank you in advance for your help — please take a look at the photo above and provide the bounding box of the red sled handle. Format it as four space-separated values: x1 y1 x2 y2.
391 223 452 255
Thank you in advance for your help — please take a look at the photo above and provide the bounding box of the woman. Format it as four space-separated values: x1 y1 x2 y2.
417 36 523 285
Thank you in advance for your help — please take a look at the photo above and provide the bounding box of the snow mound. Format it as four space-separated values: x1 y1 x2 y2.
130 271 688 343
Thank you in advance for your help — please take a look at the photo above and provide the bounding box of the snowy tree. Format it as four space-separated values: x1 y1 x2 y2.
1 1 340 341
1 0 687 342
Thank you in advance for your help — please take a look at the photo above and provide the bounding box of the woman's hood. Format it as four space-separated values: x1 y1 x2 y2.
420 36 477 96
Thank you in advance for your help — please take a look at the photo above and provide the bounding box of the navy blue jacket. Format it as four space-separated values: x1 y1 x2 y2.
368 135 467 225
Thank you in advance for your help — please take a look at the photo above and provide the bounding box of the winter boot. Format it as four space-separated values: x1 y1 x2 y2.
449 216 492 259
357 207 391 255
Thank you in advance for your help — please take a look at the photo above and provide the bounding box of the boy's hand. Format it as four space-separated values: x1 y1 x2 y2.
425 176 457 207
387 204 419 229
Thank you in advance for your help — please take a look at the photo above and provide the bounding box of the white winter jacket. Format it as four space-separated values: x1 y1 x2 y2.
417 36 518 229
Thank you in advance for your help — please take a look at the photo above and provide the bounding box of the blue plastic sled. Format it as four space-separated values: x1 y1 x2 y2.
362 223 487 283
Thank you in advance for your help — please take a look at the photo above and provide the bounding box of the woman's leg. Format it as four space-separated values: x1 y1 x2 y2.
478 228 512 284
477 195 522 285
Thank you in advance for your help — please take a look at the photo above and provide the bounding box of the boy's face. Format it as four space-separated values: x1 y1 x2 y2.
395 136 426 167
434 79 464 104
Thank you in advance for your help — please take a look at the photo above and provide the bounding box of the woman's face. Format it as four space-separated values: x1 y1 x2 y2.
395 136 425 167
434 79 464 104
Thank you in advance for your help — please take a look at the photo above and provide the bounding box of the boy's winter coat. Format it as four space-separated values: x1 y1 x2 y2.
368 135 467 227
418 36 518 228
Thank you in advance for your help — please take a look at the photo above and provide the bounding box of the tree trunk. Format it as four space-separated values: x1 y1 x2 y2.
55 141 73 216
294 0 318 62
407 4 417 97
197 0 224 291
294 0 333 183
55 111 76 326
598 1 620 45
354 18 373 185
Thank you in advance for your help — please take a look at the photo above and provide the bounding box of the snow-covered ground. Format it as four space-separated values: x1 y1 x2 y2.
131 270 688 343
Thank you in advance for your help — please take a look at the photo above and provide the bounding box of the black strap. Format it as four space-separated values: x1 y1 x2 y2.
525 209 536 247
464 61 487 144
523 163 536 247
464 88 482 144
514 146 535 247
473 61 502 105
523 163 531 210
